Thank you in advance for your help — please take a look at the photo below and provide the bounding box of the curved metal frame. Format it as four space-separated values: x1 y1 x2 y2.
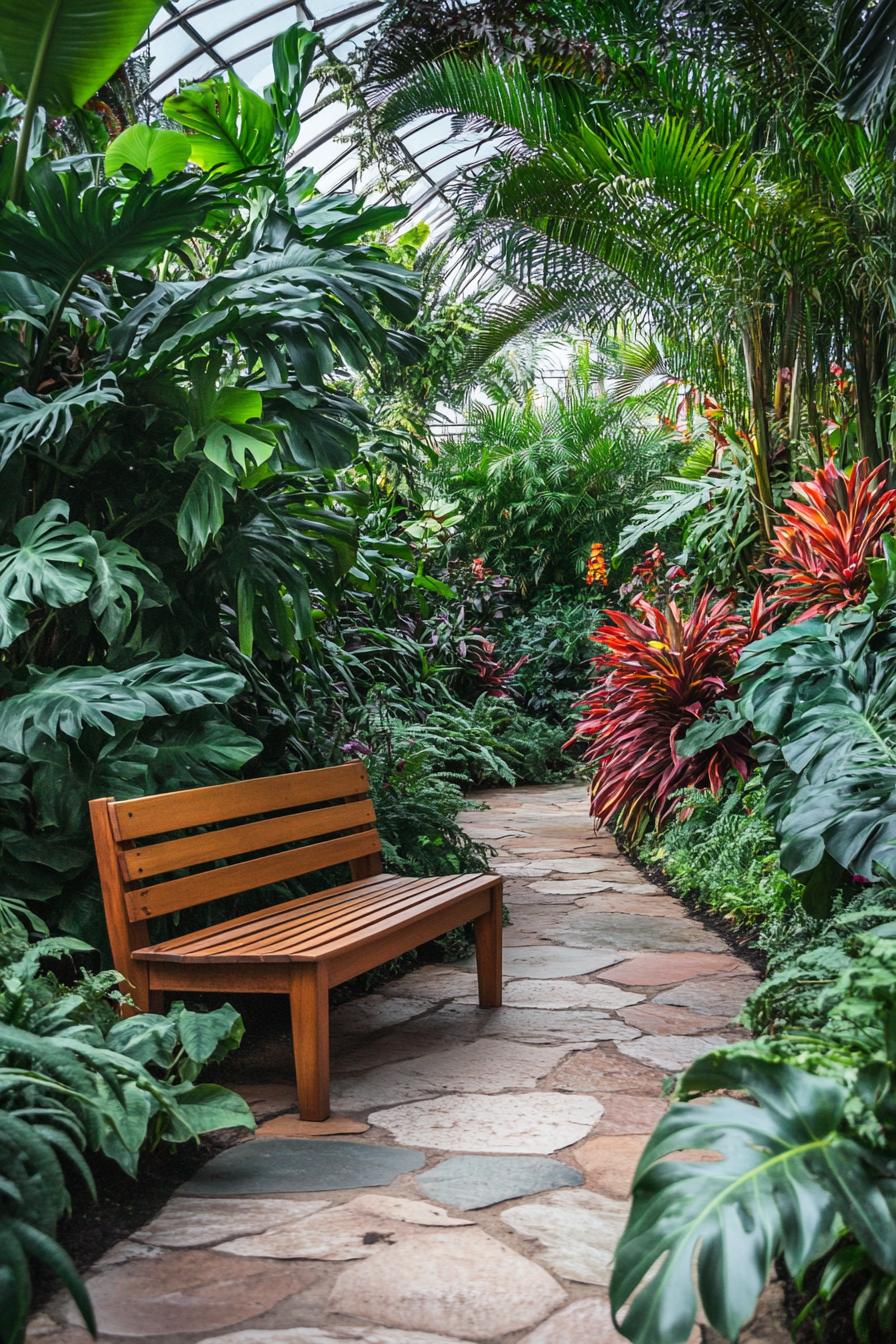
138 1 493 242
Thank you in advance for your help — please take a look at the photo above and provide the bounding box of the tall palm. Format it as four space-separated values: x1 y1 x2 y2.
360 0 896 538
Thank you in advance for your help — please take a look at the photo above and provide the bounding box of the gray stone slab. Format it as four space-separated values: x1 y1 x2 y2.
179 1139 425 1197
416 1156 583 1210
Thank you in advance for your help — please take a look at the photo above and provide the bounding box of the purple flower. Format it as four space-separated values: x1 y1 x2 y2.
340 739 371 757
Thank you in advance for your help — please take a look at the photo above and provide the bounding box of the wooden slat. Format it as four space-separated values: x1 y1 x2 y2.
135 873 494 962
249 876 480 957
133 872 397 958
315 881 492 963
142 875 410 959
203 876 466 961
112 763 370 841
124 830 380 921
121 799 377 881
325 889 493 985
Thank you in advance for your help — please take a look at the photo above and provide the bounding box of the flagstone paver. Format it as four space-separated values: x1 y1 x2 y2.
368 1091 604 1154
179 1139 426 1196
500 1188 630 1286
416 1155 583 1210
31 781 778 1344
136 1198 331 1249
617 1033 731 1071
327 1226 567 1340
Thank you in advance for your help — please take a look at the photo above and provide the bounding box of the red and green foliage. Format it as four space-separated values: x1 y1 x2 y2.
766 457 896 617
571 592 769 833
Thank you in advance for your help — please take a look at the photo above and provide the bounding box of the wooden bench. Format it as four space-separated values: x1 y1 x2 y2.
89 761 502 1120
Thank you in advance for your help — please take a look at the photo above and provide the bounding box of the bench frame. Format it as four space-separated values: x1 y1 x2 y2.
90 762 502 1120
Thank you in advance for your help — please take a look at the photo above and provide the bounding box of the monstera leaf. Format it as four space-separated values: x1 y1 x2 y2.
136 715 261 789
611 1052 896 1344
87 533 164 644
736 611 896 903
0 658 244 753
0 377 122 468
165 74 277 175
0 500 97 647
175 385 279 478
3 161 226 293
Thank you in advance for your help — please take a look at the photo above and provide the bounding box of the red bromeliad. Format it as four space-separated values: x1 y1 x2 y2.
766 458 896 617
569 591 769 834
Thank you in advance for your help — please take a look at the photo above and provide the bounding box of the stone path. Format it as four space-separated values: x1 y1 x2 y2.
31 781 788 1344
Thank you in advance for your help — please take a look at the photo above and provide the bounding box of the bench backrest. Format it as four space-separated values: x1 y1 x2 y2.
90 763 382 970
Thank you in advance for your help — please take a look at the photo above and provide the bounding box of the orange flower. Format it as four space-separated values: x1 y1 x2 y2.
586 542 608 587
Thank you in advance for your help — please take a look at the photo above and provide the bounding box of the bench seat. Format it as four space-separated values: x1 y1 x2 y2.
90 762 502 1120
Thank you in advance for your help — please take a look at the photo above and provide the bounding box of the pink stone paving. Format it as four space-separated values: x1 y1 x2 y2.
30 782 782 1344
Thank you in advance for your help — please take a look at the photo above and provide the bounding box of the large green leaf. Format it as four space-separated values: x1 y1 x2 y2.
87 533 163 645
155 1082 255 1143
611 1054 896 1344
0 1 163 114
736 612 896 894
173 1003 244 1070
268 23 320 151
0 657 244 753
136 716 262 789
165 74 277 175
0 500 96 647
0 376 122 468
615 475 720 556
1 161 227 293
104 124 191 182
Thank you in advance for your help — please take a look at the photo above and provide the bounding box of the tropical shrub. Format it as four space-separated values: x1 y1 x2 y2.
612 885 896 1344
0 930 253 1337
0 23 423 941
570 592 767 833
678 547 896 915
639 774 801 926
766 458 896 617
610 1044 896 1344
498 588 599 723
430 387 675 590
616 444 764 593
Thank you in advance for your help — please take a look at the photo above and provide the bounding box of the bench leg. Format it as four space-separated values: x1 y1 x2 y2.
289 963 330 1121
474 883 503 1008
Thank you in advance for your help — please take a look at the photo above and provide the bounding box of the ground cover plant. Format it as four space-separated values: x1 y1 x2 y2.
0 928 252 1337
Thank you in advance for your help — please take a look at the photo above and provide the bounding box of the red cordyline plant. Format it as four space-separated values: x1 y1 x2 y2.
569 591 771 834
766 457 896 617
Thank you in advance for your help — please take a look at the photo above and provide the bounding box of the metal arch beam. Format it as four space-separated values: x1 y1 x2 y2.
146 0 379 44
142 0 478 243
147 1 383 92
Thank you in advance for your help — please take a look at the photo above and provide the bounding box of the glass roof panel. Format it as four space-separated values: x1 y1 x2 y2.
140 2 487 238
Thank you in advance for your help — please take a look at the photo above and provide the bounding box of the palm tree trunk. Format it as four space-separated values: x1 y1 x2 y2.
740 320 775 542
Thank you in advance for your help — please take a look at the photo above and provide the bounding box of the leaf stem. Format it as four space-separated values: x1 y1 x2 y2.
9 0 64 205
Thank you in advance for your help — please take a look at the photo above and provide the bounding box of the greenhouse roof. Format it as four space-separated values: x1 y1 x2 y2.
140 2 493 247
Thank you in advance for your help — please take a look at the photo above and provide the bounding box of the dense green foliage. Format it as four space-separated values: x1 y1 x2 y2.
0 929 252 1336
639 776 801 926
428 385 674 589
